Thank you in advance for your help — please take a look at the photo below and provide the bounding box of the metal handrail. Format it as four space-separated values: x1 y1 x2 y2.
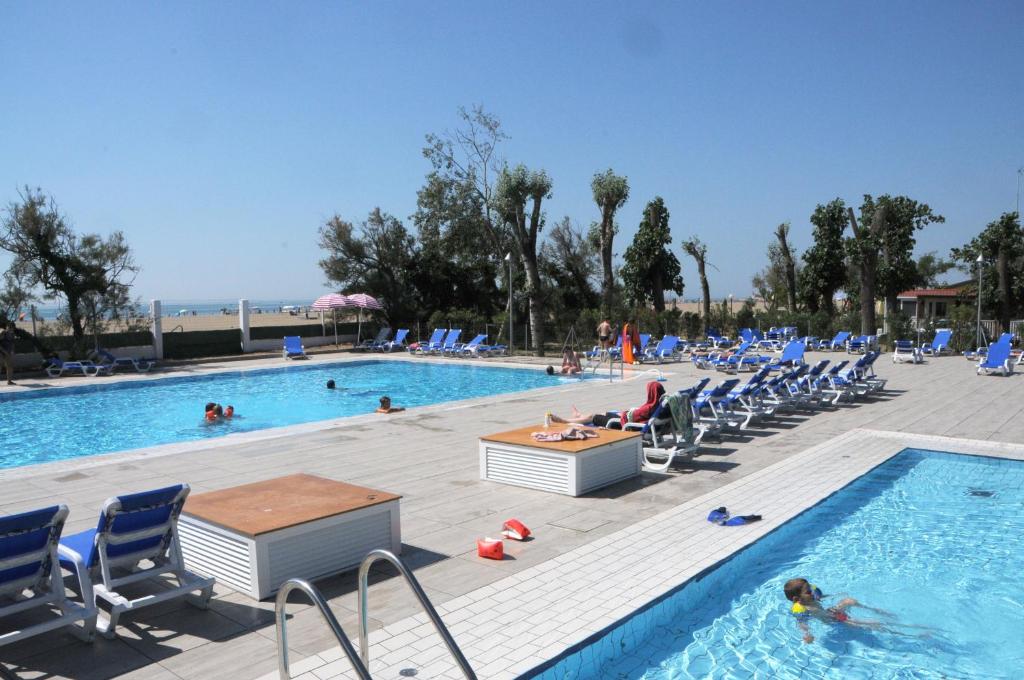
358 550 477 680
275 579 371 680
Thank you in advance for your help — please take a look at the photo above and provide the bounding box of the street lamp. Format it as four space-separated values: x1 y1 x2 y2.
976 254 984 348
505 252 513 355
729 294 734 315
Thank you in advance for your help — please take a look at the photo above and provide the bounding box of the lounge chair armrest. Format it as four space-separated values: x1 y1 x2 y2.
622 421 645 432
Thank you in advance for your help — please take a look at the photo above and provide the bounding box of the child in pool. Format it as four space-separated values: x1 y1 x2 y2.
376 395 404 414
783 578 894 643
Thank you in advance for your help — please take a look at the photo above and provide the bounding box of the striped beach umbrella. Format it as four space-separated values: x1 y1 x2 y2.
344 294 383 345
310 294 351 345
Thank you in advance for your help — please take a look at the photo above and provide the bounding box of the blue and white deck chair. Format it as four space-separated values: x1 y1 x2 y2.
358 327 391 351
97 349 156 373
977 341 1014 376
45 357 105 378
964 332 1012 360
57 484 214 638
818 331 850 351
642 335 681 363
766 340 806 371
0 505 96 647
415 328 446 354
436 329 462 355
456 334 488 357
892 340 923 364
282 336 307 359
379 328 409 352
920 329 952 356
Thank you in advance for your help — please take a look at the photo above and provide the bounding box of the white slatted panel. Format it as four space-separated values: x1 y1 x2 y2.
577 445 638 494
178 520 252 594
266 508 393 588
485 446 570 493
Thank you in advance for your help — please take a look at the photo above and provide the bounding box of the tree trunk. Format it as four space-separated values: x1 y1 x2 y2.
601 228 614 317
66 294 87 358
698 261 710 325
848 206 884 335
776 227 798 312
522 253 544 355
997 244 1011 331
652 268 665 313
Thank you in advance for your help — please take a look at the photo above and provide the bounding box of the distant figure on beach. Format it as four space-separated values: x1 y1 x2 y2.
596 320 612 351
376 395 404 414
326 379 336 389
0 322 16 385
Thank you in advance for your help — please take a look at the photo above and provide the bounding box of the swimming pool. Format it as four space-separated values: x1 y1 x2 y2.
525 449 1024 679
0 360 577 469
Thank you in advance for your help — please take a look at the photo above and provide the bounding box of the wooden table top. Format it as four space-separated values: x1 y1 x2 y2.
480 424 640 454
183 474 401 537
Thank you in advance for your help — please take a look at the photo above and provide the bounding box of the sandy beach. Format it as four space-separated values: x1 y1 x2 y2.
12 310 364 335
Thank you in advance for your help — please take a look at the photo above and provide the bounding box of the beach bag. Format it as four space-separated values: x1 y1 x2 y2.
477 537 504 560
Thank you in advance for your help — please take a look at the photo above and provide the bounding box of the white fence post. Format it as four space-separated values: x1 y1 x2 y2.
239 299 251 353
151 300 163 360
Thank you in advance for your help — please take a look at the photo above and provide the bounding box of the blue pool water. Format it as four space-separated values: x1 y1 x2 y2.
0 360 574 469
527 450 1024 679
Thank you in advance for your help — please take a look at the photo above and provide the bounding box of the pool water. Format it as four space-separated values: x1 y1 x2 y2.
527 450 1024 679
0 360 576 469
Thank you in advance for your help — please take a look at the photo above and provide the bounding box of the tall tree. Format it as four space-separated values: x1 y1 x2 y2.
950 212 1023 330
681 237 711 324
591 170 629 316
539 217 600 313
845 205 885 334
0 188 139 357
495 164 553 355
799 199 848 316
318 208 418 327
774 222 798 312
858 195 945 327
620 197 683 311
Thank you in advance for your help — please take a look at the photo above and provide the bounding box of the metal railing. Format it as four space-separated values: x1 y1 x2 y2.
275 579 371 680
358 550 476 679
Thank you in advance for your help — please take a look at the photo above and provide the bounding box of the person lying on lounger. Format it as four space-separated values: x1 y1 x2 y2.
549 381 664 428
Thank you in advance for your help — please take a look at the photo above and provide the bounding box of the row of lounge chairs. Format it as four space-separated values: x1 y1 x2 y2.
410 328 508 358
0 483 213 647
632 351 889 471
44 351 156 378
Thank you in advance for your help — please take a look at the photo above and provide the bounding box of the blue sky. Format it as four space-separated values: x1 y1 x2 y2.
1 1 1021 302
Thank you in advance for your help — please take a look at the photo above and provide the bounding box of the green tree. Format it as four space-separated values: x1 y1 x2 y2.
774 222 799 312
0 188 140 358
620 197 683 312
681 237 712 325
799 199 848 316
591 169 629 316
318 208 418 327
950 212 1023 330
859 194 945 327
914 251 955 288
495 164 553 355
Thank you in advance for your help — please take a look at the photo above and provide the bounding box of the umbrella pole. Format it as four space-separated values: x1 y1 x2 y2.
357 309 362 347
333 309 338 346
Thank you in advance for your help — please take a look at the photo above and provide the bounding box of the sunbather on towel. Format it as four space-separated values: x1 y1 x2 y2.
550 381 665 428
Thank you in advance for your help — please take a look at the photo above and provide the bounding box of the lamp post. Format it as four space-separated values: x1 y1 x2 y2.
729 294 734 315
976 254 984 348
505 252 513 356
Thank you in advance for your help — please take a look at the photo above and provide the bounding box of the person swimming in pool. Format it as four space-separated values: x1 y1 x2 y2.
784 578 915 643
376 395 404 414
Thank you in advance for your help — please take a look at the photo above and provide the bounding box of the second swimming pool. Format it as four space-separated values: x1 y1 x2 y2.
0 360 579 469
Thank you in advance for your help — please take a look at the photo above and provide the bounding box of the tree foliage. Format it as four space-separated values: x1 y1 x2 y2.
591 169 629 317
539 217 600 317
317 208 418 327
950 211 1023 328
799 199 848 316
774 222 798 312
913 251 955 288
620 197 683 312
0 188 139 357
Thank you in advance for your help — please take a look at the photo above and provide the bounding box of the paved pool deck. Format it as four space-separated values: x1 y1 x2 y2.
0 350 1021 679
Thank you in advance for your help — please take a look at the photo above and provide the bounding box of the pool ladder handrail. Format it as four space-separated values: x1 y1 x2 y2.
275 549 476 680
358 549 477 680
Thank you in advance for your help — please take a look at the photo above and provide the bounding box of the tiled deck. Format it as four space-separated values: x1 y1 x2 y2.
0 351 1021 679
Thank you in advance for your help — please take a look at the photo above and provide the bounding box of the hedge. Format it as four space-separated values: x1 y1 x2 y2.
250 322 362 340
163 330 241 359
14 330 153 354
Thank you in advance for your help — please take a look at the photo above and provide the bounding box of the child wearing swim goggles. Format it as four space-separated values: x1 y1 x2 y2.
783 578 893 643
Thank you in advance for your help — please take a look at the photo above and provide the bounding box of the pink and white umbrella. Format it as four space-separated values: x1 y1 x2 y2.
310 294 351 345
344 293 383 345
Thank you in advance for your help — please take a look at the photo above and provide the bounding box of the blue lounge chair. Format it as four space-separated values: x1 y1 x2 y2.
415 328 446 354
435 329 462 355
641 335 681 363
765 340 806 371
45 357 107 378
97 349 156 373
892 339 923 364
846 335 876 354
282 336 307 359
454 334 488 357
818 331 851 351
615 394 703 472
358 328 391 351
920 329 952 356
964 333 1013 360
378 328 409 352
58 484 214 638
977 341 1014 376
0 505 96 647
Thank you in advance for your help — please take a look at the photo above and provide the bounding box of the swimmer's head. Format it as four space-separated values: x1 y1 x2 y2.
784 578 811 602
379 395 391 409
205 402 216 413
546 366 555 375
326 379 336 389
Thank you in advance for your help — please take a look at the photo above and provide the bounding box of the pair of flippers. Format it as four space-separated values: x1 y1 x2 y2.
707 506 762 526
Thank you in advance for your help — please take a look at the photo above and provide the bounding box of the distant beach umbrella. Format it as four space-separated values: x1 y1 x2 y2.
344 293 383 345
310 294 351 345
